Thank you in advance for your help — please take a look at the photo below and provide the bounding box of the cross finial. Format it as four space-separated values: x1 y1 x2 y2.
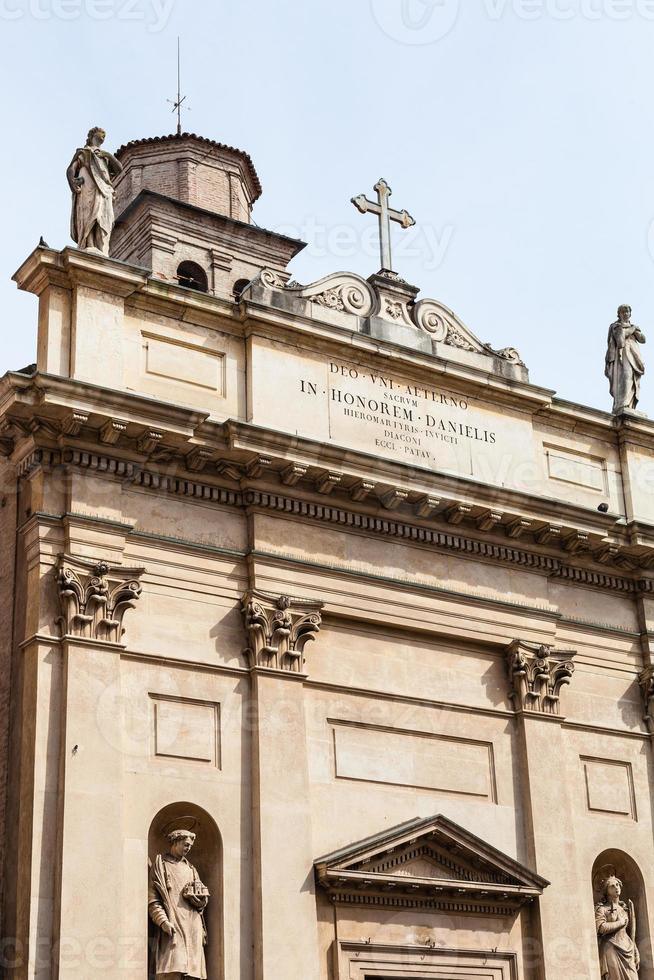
351 178 415 274
168 37 190 136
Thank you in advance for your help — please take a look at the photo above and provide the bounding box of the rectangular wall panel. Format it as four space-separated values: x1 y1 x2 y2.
151 695 220 767
581 756 635 818
544 444 607 492
143 331 225 392
331 720 496 801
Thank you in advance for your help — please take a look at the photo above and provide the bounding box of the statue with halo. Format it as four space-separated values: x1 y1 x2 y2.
148 819 210 980
595 873 640 979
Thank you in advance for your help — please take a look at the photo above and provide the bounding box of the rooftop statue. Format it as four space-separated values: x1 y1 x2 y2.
605 304 646 414
66 127 122 256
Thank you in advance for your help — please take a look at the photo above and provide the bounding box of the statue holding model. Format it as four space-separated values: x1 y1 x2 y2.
148 826 210 980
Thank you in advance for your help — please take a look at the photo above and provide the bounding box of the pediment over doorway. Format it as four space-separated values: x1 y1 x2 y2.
314 814 549 915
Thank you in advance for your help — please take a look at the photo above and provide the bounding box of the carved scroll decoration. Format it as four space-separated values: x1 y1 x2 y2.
412 298 525 365
241 590 323 673
56 554 144 644
257 269 376 318
506 639 576 715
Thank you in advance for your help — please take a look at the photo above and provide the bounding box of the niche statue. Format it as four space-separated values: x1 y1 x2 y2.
148 827 210 980
66 127 122 256
595 874 640 979
605 305 646 414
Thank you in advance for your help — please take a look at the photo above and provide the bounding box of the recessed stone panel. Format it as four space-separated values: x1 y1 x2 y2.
152 696 220 766
545 444 607 492
331 720 496 801
581 757 635 818
143 331 224 392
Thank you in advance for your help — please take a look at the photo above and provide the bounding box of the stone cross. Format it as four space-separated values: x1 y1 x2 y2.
351 178 415 273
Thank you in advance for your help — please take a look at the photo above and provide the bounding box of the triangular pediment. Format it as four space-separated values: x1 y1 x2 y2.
314 814 548 914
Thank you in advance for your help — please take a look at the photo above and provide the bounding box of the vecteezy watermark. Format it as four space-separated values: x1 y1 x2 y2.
483 0 654 20
273 217 454 272
371 0 654 45
0 0 175 32
370 0 461 44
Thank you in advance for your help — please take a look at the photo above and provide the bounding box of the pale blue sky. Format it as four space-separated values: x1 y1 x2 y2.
2 0 654 413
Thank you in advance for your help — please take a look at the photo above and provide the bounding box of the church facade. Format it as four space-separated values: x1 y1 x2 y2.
1 131 654 979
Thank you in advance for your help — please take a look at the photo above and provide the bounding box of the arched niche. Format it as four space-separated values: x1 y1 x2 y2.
592 849 653 979
148 802 224 980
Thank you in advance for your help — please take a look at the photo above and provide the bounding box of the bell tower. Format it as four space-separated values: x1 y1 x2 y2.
110 132 304 300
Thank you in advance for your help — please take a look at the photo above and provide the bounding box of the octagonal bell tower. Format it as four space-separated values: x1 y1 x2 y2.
110 132 304 300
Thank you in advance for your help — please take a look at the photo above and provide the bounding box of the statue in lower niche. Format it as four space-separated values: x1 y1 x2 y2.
148 826 210 980
67 127 122 256
595 874 640 979
605 305 646 414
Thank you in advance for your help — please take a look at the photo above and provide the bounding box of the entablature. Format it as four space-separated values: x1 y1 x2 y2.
3 373 654 589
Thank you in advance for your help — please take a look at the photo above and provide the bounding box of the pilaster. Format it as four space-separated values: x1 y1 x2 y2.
242 590 323 980
505 640 590 980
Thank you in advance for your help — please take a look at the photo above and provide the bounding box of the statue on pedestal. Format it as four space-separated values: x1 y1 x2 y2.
66 127 122 256
595 875 640 979
605 305 646 414
148 827 209 980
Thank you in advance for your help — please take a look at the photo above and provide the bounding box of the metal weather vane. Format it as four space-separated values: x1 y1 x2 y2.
351 178 415 273
168 37 190 135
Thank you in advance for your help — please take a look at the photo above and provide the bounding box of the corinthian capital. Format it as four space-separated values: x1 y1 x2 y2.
241 590 323 674
506 639 576 716
56 554 144 644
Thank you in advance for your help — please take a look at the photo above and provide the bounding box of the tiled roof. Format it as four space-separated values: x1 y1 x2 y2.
115 133 262 200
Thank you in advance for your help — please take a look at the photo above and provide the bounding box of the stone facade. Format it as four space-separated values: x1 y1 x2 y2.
2 132 654 979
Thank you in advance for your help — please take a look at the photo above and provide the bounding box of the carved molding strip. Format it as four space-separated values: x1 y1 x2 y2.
506 639 576 715
17 447 652 595
241 590 323 673
328 893 517 915
56 554 145 643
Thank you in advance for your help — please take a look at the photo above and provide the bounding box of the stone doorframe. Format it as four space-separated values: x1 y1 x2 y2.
339 941 518 979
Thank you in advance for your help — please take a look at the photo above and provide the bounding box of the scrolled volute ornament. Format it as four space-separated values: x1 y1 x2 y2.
242 590 323 673
259 268 290 289
56 554 144 644
506 639 576 715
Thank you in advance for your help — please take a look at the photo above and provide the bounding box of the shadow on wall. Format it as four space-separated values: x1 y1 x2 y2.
148 802 224 980
592 848 653 980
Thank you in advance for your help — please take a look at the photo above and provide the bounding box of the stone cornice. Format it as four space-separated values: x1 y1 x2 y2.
13 245 151 298
10 247 654 450
7 438 654 595
4 372 654 586
0 374 620 536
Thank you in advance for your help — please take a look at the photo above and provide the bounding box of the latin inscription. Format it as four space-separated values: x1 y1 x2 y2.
299 360 497 464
